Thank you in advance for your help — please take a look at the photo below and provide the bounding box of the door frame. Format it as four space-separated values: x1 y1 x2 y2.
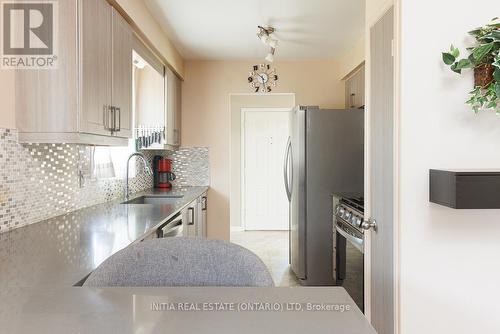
240 107 292 231
364 1 401 333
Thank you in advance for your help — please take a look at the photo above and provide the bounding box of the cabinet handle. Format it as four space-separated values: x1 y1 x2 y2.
188 207 195 225
109 106 116 134
350 93 356 108
174 129 179 145
115 107 121 132
103 105 108 130
202 196 207 211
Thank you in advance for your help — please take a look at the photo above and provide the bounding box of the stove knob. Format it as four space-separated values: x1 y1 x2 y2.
350 216 358 225
335 205 341 215
354 217 362 227
339 207 345 216
344 211 351 220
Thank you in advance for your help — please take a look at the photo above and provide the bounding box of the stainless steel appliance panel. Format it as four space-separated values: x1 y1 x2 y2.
305 108 363 285
289 107 307 279
336 220 365 311
286 106 364 286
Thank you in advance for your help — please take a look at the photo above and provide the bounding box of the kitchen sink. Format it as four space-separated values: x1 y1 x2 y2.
121 195 183 205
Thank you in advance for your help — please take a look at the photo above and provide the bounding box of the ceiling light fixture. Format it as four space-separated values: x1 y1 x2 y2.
257 25 278 62
265 48 276 63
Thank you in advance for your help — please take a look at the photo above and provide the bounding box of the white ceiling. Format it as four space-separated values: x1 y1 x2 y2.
144 0 365 60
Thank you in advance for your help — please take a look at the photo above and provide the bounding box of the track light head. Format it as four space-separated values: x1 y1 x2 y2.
257 26 278 62
265 47 276 62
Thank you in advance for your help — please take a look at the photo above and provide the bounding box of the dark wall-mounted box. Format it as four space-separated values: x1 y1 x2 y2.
430 169 500 209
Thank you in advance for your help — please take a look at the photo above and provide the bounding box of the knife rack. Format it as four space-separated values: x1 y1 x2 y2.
135 125 166 150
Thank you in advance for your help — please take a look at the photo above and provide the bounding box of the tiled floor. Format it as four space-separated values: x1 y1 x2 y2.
230 230 300 287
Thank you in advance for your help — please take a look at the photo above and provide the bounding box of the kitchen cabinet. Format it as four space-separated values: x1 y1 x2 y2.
183 199 198 237
345 65 365 109
133 45 181 151
200 193 208 237
15 0 79 137
111 7 133 138
165 67 182 147
181 192 207 238
15 0 133 145
79 0 112 137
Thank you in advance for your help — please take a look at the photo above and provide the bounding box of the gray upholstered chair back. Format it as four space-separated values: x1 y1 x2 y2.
83 238 274 287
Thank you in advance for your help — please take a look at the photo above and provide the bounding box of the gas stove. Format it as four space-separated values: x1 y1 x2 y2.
334 194 365 233
332 193 365 312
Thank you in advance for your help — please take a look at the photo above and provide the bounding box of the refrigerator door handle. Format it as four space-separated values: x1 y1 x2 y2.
283 137 292 201
289 141 293 195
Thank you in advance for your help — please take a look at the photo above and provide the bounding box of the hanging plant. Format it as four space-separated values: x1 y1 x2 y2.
442 18 500 113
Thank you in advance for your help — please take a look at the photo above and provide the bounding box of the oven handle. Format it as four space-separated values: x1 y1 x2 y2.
336 225 364 254
156 213 182 238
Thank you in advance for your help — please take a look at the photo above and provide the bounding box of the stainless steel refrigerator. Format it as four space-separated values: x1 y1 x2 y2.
283 106 364 286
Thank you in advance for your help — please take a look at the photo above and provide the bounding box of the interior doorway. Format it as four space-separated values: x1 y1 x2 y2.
229 97 298 287
241 108 289 231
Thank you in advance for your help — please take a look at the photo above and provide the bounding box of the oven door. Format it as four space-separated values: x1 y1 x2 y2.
335 219 365 312
156 213 184 238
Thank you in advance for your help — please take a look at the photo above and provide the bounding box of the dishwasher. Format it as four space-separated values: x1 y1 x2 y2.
156 212 184 238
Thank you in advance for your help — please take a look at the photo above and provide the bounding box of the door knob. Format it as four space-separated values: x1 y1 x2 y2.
361 218 377 231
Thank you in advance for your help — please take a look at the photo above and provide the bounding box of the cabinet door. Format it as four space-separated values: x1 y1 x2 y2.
183 200 197 237
111 8 133 138
345 66 365 109
354 66 365 108
15 0 78 133
201 194 208 237
174 76 182 145
195 196 204 237
79 0 112 136
165 68 181 146
345 78 354 108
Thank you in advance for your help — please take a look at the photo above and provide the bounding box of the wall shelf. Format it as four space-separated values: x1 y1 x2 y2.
429 169 500 209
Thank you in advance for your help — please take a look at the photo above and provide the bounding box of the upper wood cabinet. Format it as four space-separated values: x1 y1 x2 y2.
345 65 365 109
134 61 182 151
79 0 112 137
165 67 182 147
15 0 79 135
16 0 133 145
111 7 133 138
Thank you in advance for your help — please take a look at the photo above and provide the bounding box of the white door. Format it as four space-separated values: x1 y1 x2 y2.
243 109 289 230
366 7 395 334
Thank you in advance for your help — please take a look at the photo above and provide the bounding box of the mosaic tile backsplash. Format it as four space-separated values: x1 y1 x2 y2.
0 128 209 233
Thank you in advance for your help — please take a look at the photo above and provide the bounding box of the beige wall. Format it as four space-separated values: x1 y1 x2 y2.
181 59 345 240
339 36 365 79
337 1 370 79
366 0 394 26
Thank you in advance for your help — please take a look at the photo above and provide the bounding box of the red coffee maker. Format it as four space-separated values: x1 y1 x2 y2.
153 156 176 189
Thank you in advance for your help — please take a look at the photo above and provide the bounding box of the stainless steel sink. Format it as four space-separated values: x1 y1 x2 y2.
121 195 183 205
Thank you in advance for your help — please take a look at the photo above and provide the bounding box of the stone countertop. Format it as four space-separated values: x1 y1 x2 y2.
0 287 377 334
0 185 377 334
0 186 208 288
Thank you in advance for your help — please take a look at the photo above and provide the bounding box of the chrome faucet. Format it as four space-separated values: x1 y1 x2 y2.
125 152 152 200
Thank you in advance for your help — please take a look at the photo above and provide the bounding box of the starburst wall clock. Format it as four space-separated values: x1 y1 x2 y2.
248 64 279 93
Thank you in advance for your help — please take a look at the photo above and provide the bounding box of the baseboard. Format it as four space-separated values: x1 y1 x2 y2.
230 227 290 232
